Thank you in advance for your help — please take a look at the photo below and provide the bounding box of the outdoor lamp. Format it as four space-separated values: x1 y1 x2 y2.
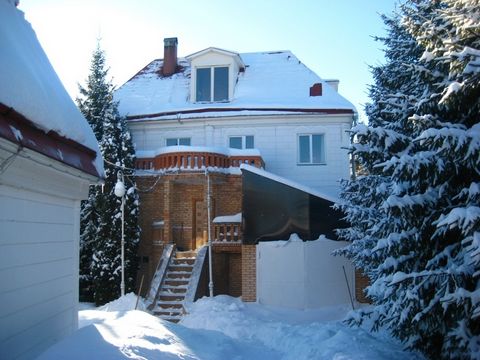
115 171 126 297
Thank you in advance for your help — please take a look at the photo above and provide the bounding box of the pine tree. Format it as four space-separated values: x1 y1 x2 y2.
337 1 480 358
77 44 140 306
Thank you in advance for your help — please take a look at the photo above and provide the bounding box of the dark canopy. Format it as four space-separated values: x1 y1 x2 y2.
241 168 346 244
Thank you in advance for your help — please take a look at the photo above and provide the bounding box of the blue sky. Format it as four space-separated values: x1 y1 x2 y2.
19 0 397 122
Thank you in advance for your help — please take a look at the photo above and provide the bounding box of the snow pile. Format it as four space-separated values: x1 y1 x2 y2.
78 294 146 329
97 292 146 312
182 296 419 360
41 309 276 360
39 295 420 359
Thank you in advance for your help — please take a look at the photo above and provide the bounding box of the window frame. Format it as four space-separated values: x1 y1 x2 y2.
229 135 254 149
297 133 326 165
195 65 229 102
166 137 191 146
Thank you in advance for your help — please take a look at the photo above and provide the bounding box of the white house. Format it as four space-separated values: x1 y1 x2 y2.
0 1 103 359
114 37 356 310
117 38 355 197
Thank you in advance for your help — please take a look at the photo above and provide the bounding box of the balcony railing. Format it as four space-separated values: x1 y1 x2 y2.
135 147 264 171
213 222 242 243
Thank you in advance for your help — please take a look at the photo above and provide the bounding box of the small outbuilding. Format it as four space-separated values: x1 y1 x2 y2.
240 165 355 309
0 1 103 359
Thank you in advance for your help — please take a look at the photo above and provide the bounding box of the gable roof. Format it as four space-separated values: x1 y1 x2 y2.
115 50 356 121
0 0 103 178
185 47 245 68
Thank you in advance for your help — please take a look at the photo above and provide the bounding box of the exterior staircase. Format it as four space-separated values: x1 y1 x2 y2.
150 250 197 323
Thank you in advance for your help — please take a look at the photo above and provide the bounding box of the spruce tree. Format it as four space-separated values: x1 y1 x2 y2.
77 44 140 306
337 1 479 358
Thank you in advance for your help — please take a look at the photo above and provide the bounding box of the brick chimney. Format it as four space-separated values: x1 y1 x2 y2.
309 83 322 97
162 37 178 76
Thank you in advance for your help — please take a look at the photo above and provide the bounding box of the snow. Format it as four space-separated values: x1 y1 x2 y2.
137 145 261 158
37 295 420 360
0 0 103 175
212 212 242 223
240 163 339 203
116 50 356 120
439 81 463 104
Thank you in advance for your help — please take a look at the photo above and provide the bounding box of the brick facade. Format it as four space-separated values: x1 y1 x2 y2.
135 172 243 297
241 244 257 302
212 243 242 297
355 269 370 303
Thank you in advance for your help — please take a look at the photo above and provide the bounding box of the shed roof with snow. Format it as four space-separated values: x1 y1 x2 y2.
115 46 356 121
0 0 103 178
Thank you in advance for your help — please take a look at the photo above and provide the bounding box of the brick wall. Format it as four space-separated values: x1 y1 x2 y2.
135 176 165 294
170 179 204 251
241 244 256 302
355 269 370 303
212 243 242 297
211 173 242 216
135 172 244 296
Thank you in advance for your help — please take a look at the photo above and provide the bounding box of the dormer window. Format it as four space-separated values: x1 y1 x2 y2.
196 66 229 102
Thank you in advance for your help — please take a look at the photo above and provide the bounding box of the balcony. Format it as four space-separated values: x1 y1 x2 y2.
213 213 242 243
135 146 264 171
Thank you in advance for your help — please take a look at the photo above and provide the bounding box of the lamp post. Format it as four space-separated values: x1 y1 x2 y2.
114 171 126 297
205 169 214 297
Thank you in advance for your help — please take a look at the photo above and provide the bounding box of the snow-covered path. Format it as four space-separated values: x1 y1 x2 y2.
38 294 422 359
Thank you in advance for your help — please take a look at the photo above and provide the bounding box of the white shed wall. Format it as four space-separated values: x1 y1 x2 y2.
0 143 92 360
0 185 81 360
257 238 354 309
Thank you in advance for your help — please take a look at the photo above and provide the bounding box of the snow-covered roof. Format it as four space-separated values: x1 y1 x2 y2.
116 49 356 121
0 0 103 177
240 163 339 203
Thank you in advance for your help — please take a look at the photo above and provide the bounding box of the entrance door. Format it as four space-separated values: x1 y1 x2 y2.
193 200 206 249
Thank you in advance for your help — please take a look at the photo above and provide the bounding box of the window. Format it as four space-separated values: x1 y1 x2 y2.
298 134 325 164
196 66 229 102
229 135 254 149
166 137 191 146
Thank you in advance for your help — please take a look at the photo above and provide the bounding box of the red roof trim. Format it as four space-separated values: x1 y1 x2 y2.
0 103 101 178
126 107 354 121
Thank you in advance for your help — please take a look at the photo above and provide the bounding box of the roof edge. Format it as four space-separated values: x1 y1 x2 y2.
0 102 103 179
186 47 245 68
126 107 355 121
240 163 339 203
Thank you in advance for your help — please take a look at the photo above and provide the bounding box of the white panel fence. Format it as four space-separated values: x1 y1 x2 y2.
257 236 355 309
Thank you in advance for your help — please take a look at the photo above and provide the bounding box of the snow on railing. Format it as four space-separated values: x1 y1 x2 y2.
146 244 174 310
184 246 208 305
135 149 264 171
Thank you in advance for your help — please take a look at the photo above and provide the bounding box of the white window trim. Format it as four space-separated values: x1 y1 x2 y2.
297 133 326 165
228 135 254 149
195 65 230 103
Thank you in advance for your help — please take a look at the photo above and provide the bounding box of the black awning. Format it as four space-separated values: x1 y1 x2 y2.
241 168 346 245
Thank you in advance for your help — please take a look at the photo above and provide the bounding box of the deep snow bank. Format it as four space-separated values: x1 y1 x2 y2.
37 294 421 359
181 296 422 360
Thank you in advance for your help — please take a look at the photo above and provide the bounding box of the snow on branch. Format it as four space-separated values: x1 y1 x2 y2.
435 206 480 233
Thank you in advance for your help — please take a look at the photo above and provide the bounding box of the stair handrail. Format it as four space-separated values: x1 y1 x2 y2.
146 244 174 310
184 246 208 306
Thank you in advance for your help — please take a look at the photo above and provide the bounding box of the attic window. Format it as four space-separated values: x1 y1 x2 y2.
196 66 229 102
